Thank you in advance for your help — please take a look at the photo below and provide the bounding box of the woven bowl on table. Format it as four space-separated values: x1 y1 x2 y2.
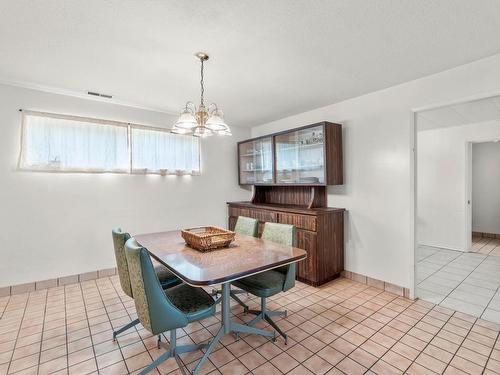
181 226 235 251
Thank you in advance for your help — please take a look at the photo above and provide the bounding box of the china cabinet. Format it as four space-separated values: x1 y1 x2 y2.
229 121 345 286
237 122 343 186
238 136 273 185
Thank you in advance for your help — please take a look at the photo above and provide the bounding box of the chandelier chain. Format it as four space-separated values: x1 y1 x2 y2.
200 58 205 106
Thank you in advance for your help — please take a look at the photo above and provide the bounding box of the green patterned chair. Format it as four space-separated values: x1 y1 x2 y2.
234 216 258 237
232 222 296 344
125 237 216 375
225 216 259 307
112 228 181 341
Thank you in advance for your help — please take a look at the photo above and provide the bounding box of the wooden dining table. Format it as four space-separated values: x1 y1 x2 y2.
134 230 307 374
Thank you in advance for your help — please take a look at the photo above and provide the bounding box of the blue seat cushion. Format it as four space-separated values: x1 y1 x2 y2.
232 270 285 298
164 284 215 322
154 264 182 289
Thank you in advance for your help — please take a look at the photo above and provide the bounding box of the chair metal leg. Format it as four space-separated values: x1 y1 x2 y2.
247 312 264 327
242 297 288 344
230 291 249 310
264 315 288 344
113 318 140 340
138 329 210 375
267 310 287 318
191 327 224 374
139 348 172 375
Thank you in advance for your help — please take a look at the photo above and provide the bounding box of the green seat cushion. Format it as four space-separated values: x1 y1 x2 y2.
154 264 182 289
232 270 285 298
165 284 215 322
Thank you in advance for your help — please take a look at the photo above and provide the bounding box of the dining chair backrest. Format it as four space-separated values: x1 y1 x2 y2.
261 222 296 247
234 216 258 237
124 238 188 335
112 228 133 298
261 222 297 292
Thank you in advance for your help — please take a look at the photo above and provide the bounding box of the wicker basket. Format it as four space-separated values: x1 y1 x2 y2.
181 226 236 251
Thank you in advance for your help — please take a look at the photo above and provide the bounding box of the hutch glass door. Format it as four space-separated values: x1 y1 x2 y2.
275 125 325 184
238 137 273 184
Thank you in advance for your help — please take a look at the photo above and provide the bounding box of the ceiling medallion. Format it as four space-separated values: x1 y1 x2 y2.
171 52 231 137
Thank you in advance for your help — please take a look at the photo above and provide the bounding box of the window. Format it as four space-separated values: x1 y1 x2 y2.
131 126 200 175
19 111 200 175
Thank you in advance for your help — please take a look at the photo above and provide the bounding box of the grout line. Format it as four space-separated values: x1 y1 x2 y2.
92 278 127 373
482 328 500 372
481 271 500 321
76 281 100 373
35 289 49 375
365 301 455 373
5 293 29 374
61 286 69 374
2 277 499 375
440 251 498 317
441 313 479 374
416 247 462 284
418 246 496 316
0 294 11 320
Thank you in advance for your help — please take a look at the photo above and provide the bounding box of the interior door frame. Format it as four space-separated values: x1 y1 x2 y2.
410 89 500 300
465 141 473 252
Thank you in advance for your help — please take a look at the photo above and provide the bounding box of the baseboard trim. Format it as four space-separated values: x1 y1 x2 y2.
0 267 117 297
418 242 464 252
341 270 411 299
473 231 500 239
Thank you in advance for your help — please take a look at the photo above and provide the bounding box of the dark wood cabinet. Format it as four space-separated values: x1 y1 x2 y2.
228 195 345 286
238 122 343 186
231 121 345 286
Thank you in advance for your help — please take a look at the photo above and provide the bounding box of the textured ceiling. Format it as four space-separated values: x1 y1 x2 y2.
1 0 500 127
418 96 500 131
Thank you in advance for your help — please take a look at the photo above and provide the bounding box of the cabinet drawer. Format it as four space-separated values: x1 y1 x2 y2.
277 213 316 231
250 209 277 223
228 206 277 224
228 207 250 218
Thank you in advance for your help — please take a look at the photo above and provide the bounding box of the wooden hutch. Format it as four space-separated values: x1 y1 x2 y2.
228 121 345 286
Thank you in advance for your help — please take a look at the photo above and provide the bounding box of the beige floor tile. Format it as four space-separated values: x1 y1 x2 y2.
3 276 500 374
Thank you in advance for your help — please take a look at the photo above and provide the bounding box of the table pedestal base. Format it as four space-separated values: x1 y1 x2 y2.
192 283 275 374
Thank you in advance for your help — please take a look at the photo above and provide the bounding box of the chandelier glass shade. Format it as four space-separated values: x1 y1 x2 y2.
172 53 231 138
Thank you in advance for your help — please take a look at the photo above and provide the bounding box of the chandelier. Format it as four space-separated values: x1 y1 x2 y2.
171 52 231 137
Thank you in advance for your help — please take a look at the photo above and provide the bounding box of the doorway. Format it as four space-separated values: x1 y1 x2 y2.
414 94 500 323
469 140 500 253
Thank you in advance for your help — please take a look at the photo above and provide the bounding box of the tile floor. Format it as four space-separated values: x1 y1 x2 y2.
416 238 500 324
470 236 500 255
1 276 500 375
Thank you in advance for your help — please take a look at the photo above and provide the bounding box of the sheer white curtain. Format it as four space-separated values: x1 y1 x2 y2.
131 126 200 174
20 112 129 172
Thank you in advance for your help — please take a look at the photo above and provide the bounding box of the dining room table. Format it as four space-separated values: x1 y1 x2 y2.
134 229 307 374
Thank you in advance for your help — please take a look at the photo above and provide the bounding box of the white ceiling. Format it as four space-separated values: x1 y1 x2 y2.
417 95 500 131
1 1 500 127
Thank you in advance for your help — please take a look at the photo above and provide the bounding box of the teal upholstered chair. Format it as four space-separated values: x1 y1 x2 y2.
232 222 296 343
125 238 216 375
112 228 181 340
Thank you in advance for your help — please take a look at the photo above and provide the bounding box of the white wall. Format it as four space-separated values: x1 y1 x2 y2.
0 84 251 287
251 53 500 290
473 141 500 235
417 121 500 251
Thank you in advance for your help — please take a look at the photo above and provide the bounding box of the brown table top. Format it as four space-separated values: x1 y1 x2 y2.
134 230 307 286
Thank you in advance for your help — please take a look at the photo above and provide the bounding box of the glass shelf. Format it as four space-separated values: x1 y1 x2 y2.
275 125 325 184
238 136 273 184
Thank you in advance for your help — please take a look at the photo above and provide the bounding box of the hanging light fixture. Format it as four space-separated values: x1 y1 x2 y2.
171 52 231 137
